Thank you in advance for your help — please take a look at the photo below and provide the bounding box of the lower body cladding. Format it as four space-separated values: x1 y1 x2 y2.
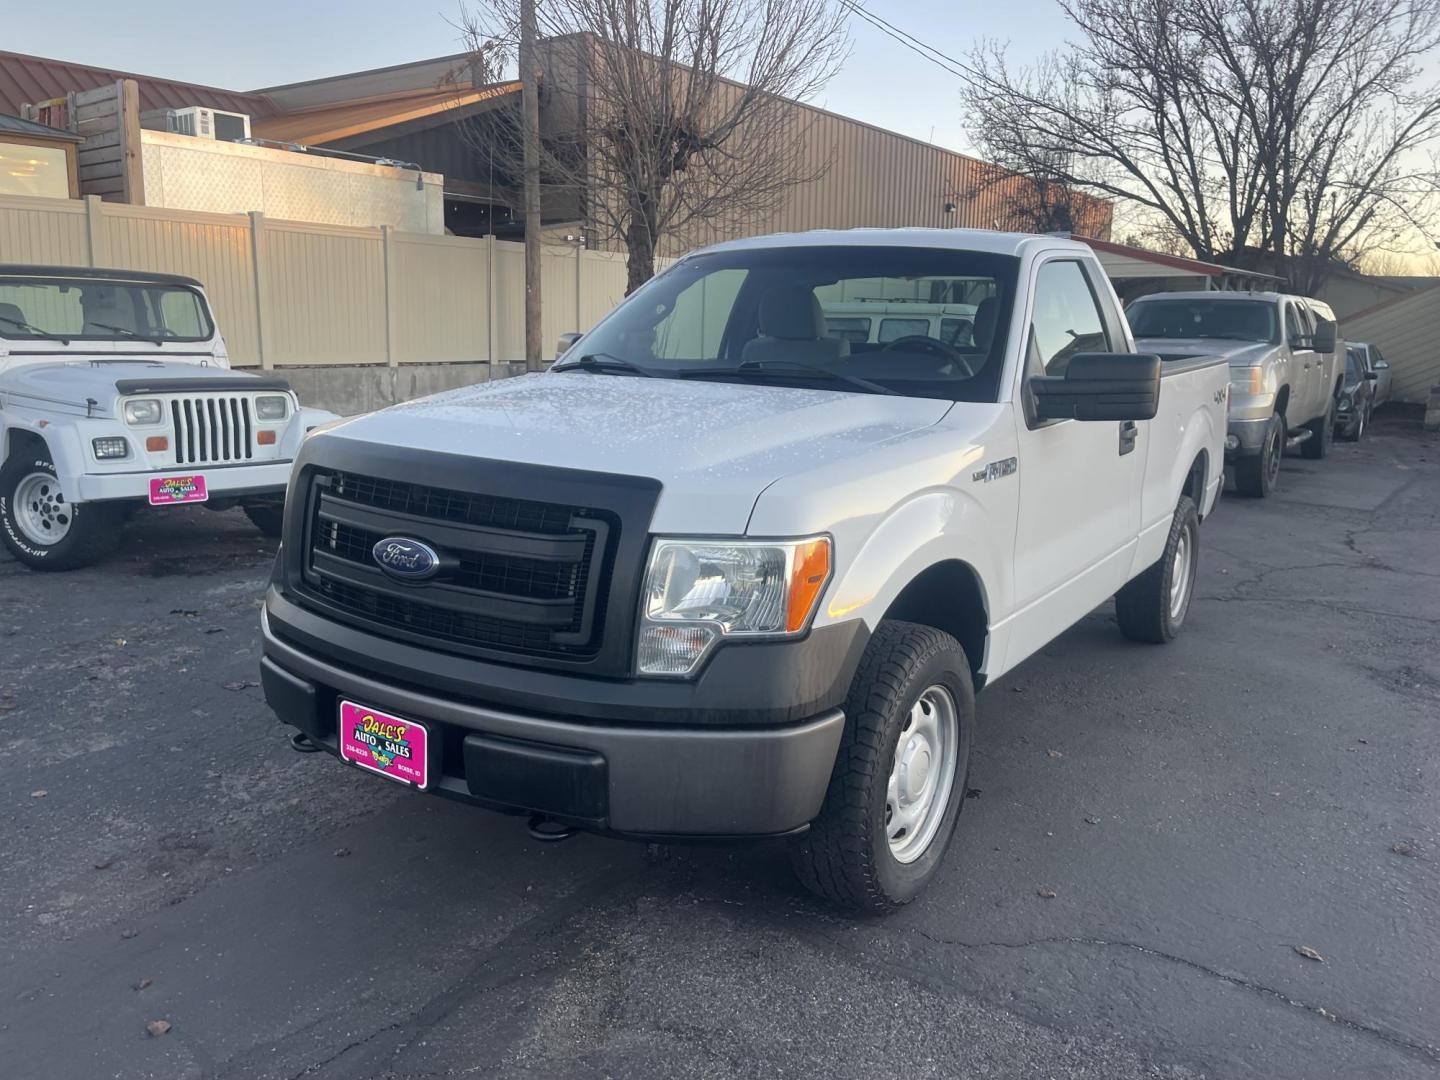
260 609 851 838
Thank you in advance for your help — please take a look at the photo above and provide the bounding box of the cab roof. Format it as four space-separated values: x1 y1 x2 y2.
0 265 206 288
689 227 1085 259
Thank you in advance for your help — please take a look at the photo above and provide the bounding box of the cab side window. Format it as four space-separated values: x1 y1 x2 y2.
1029 261 1111 377
1284 304 1306 348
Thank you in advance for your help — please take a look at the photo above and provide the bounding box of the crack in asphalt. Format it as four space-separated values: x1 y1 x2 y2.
904 928 1440 1066
1193 593 1440 625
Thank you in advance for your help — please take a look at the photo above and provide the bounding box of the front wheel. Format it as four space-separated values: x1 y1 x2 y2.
0 454 120 571
1301 399 1334 459
790 621 975 913
242 502 285 538
1233 413 1284 498
1116 495 1200 644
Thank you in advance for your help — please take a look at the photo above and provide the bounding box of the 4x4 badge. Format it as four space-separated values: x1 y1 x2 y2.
972 457 1018 483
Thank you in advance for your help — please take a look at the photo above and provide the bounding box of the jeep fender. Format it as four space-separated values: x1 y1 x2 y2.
2 418 87 492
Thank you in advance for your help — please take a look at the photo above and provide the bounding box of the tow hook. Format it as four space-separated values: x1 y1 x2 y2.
289 731 322 753
527 814 578 842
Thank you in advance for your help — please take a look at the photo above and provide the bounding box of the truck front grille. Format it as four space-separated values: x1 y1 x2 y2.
170 397 254 464
299 470 613 662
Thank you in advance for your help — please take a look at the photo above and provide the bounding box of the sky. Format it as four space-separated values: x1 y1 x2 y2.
2 0 1075 155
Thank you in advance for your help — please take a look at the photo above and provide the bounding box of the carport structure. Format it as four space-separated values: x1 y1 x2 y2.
1073 235 1282 302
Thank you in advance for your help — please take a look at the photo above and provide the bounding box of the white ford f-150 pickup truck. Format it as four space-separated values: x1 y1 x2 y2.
260 229 1228 910
0 265 337 570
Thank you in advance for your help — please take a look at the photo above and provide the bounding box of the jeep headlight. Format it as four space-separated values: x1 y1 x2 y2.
255 395 291 421
636 537 831 676
122 398 163 425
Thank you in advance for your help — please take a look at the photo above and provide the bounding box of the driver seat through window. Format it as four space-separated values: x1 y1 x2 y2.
741 286 849 366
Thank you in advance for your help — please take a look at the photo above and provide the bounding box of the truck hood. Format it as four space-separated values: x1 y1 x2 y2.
2 360 253 414
314 372 954 533
1133 338 1276 366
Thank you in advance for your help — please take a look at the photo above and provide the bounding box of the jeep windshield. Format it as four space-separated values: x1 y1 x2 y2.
0 276 214 344
1127 298 1278 344
554 246 1020 402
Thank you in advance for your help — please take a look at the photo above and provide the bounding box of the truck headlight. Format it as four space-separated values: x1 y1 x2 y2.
636 537 831 676
255 395 291 421
123 398 163 425
92 437 130 459
1229 366 1276 397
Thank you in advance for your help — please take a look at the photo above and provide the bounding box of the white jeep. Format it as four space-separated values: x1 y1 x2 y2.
0 265 336 570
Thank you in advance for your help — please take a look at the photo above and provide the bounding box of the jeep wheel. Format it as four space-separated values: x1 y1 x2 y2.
1301 399 1334 459
1116 495 1200 644
243 502 285 538
1234 413 1284 498
0 454 120 571
790 621 975 913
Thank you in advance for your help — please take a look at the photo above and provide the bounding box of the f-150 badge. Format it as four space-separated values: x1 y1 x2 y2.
972 457 1018 483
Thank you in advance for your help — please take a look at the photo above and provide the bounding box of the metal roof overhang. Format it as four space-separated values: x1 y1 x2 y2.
251 82 520 147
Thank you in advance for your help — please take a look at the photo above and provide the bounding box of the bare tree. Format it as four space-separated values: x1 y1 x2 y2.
459 0 848 292
962 0 1440 293
963 140 1114 237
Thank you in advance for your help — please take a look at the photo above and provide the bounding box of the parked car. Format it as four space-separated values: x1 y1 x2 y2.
0 265 337 570
1338 346 1378 440
260 229 1228 912
1128 291 1344 498
1348 342 1393 408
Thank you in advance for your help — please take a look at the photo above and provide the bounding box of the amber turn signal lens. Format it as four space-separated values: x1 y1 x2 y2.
257 430 277 445
786 539 831 632
145 436 168 452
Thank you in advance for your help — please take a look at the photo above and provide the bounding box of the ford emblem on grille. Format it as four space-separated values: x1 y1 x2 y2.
372 536 441 580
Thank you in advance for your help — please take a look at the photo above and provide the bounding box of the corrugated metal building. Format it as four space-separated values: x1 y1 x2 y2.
1343 284 1440 404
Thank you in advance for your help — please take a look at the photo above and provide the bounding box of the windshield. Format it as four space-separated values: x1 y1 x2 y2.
558 246 1020 401
1127 298 1278 344
0 277 214 343
1345 351 1364 383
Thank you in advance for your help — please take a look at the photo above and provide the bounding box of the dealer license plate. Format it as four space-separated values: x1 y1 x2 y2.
337 701 429 789
148 474 208 505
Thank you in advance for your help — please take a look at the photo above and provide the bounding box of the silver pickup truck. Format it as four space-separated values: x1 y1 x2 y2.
1127 291 1343 497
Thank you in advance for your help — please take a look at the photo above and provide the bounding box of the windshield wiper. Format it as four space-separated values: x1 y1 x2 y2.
0 314 70 344
87 321 164 346
681 359 900 397
552 353 655 377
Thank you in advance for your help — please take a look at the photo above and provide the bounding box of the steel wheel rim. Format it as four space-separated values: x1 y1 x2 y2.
886 684 959 864
13 472 72 545
1169 525 1194 621
1265 424 1282 486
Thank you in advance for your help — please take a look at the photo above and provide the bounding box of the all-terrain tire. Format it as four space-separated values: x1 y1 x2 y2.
790 621 975 914
1116 495 1200 644
0 453 121 571
1234 413 1284 498
243 503 285 538
1301 399 1334 459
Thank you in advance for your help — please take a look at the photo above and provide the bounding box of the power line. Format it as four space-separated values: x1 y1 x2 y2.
835 0 982 89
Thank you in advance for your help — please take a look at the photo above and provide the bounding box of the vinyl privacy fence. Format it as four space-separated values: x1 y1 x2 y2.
0 192 634 368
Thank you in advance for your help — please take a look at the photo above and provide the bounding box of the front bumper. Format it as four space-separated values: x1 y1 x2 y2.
260 606 850 837
74 460 294 503
1225 415 1272 458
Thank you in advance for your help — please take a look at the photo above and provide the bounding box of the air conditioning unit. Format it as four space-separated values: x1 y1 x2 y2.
168 107 251 142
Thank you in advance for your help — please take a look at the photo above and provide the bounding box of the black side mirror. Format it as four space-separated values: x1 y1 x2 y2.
1364 371 1378 381
555 331 582 361
1030 353 1162 422
1312 320 1336 353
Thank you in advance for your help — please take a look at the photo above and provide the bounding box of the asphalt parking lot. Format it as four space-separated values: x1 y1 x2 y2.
2 408 1438 1080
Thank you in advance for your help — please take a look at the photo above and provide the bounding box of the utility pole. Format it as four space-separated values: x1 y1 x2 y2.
520 0 543 370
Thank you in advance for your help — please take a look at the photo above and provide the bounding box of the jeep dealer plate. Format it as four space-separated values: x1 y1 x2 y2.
338 701 429 789
148 474 208 505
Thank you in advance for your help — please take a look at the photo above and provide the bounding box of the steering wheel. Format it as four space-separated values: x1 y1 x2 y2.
880 335 979 378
